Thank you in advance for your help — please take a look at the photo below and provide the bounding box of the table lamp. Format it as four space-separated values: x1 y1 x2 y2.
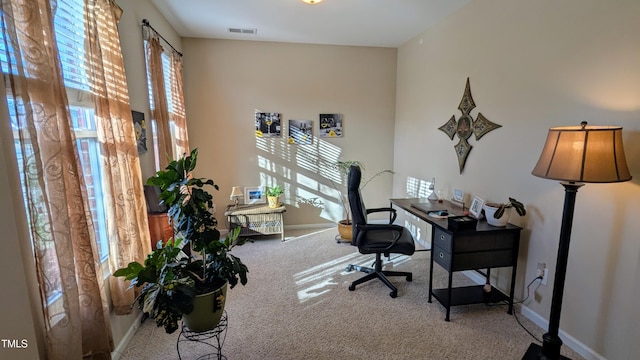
230 186 243 208
427 177 439 201
524 122 631 360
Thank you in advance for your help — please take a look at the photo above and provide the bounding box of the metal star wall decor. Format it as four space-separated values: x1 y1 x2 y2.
438 78 501 173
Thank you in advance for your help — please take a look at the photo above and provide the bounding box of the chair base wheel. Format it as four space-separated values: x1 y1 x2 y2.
345 255 413 297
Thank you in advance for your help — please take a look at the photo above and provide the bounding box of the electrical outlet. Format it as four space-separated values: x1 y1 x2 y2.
542 268 549 286
536 262 546 278
536 262 548 286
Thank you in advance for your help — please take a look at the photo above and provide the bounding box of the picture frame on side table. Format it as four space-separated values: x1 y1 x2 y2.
469 196 484 219
244 186 266 205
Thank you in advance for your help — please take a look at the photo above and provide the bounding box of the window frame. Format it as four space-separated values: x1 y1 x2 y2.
0 0 112 307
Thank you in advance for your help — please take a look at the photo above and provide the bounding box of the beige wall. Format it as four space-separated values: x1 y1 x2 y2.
393 0 640 359
182 39 397 226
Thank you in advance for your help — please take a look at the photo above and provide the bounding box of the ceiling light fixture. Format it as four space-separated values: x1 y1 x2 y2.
302 0 322 4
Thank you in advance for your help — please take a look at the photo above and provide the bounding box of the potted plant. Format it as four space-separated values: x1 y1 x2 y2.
114 149 250 334
330 160 394 242
265 184 284 208
483 197 526 227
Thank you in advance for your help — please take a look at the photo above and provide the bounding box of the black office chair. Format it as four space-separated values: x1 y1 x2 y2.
345 165 415 298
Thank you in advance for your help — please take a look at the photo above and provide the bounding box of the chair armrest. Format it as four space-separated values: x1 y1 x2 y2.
365 207 397 224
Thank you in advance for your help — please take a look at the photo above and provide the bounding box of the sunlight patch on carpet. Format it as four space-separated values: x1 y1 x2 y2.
294 250 413 303
294 252 360 302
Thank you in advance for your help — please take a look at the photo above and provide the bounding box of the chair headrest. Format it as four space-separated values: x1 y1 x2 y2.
348 165 362 192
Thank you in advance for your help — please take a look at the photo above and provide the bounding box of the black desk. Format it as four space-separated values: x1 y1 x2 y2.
390 198 521 321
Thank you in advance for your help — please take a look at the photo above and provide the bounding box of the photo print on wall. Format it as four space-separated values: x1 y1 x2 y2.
288 119 313 145
255 111 281 138
319 113 343 137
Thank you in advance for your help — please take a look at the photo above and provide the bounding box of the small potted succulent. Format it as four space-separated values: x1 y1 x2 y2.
265 184 284 208
483 197 526 227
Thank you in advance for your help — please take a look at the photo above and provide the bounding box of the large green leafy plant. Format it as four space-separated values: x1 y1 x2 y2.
114 238 195 333
114 149 250 333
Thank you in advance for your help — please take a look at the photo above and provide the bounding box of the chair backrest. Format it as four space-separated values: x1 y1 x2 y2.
347 165 367 245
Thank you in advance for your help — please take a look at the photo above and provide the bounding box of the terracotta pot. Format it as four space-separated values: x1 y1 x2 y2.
337 220 352 242
267 195 280 208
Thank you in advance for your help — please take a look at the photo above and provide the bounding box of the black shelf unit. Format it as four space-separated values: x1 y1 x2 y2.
389 198 522 322
431 285 509 307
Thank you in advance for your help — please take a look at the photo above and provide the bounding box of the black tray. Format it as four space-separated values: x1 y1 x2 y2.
447 216 477 231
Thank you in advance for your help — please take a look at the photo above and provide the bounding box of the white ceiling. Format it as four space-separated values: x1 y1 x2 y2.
150 0 471 48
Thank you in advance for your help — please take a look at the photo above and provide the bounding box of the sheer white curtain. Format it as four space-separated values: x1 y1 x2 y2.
169 50 189 156
144 26 189 168
0 0 151 357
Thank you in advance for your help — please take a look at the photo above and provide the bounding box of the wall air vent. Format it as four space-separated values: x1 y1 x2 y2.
228 28 258 35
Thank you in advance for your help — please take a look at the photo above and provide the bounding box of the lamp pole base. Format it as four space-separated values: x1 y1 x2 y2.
522 343 571 360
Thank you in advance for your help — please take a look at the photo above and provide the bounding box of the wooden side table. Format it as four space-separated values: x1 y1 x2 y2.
147 212 173 249
224 204 286 241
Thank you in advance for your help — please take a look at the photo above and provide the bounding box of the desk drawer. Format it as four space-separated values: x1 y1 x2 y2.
433 228 453 253
433 245 452 271
433 246 514 272
433 227 516 253
452 250 514 271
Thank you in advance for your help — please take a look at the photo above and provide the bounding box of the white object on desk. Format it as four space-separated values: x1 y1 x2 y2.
427 177 439 201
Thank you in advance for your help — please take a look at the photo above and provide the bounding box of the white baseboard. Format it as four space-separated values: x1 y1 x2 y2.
220 223 335 234
111 312 144 360
462 269 486 285
284 223 335 230
519 305 605 360
460 270 604 360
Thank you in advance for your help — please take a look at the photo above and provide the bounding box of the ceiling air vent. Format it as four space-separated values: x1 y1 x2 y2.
228 28 257 35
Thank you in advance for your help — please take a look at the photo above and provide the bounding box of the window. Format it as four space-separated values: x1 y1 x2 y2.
146 45 179 170
1 0 109 302
144 30 189 170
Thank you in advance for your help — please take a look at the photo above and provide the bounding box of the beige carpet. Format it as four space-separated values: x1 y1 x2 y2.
117 228 584 360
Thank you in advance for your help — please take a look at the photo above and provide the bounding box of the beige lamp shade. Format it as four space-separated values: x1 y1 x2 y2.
532 122 632 183
230 186 243 200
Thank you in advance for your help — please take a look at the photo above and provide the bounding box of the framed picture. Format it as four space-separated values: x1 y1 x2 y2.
255 111 281 138
244 186 266 205
288 119 313 145
132 110 147 154
453 188 464 202
319 113 343 137
469 196 484 219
